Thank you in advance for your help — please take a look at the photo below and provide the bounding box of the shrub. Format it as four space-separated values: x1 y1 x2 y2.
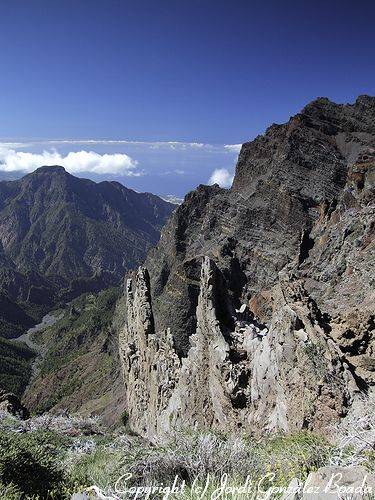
0 410 344 498
0 482 22 500
69 448 126 493
125 430 332 491
120 410 129 426
261 431 332 486
330 393 375 469
23 413 103 437
0 430 66 498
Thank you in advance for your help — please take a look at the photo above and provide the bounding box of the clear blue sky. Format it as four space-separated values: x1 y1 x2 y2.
0 0 374 198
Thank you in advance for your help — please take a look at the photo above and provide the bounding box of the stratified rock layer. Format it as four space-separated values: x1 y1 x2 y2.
119 96 375 440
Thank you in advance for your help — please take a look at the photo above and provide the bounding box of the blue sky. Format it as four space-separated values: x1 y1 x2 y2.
0 0 374 199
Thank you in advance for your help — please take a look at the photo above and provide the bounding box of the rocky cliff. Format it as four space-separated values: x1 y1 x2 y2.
119 96 374 441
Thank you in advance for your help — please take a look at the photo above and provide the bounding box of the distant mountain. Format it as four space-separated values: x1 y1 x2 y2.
0 166 174 337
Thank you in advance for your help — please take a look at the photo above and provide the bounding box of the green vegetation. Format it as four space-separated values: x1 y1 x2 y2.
0 289 45 340
0 403 374 500
0 338 35 396
0 285 120 410
303 342 327 378
0 413 108 499
38 287 119 375
25 287 120 414
257 432 332 487
69 447 126 494
0 429 68 498
0 320 23 340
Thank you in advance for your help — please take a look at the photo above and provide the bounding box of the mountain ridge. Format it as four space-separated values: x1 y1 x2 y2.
0 166 175 338
118 95 375 439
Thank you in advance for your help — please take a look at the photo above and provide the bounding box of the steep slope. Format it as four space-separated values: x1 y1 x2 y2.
0 337 35 395
119 96 375 440
0 166 174 338
23 288 125 423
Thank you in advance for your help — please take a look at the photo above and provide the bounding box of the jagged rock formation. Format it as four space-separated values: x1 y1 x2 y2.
121 258 357 440
0 166 174 338
119 96 374 440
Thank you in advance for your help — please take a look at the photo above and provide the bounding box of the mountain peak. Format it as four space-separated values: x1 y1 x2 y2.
0 167 175 314
355 94 375 107
34 165 67 174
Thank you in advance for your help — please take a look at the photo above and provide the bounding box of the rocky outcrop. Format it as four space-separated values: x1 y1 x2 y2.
119 267 180 439
119 96 375 439
120 257 358 441
0 389 29 419
281 466 375 499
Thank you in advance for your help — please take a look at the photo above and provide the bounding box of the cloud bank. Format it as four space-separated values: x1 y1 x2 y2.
0 146 140 176
14 139 209 151
161 194 184 205
208 168 234 188
3 139 243 154
224 144 242 153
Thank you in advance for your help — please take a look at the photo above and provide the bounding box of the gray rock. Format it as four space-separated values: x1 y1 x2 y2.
302 466 375 499
119 96 375 439
281 478 303 500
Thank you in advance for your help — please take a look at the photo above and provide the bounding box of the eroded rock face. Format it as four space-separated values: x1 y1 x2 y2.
120 258 358 440
119 96 375 439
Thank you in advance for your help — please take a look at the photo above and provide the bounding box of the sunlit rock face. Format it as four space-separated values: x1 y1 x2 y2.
119 96 375 440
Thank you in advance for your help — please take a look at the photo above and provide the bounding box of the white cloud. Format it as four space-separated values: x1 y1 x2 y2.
0 139 243 157
28 139 209 151
161 194 184 205
149 141 206 150
0 146 140 176
160 169 185 176
208 168 234 188
224 144 242 153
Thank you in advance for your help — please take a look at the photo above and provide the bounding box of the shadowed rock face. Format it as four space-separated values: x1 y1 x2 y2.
0 389 29 419
0 167 174 337
119 96 375 440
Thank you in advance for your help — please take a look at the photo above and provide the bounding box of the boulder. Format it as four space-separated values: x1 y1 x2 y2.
302 466 375 500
